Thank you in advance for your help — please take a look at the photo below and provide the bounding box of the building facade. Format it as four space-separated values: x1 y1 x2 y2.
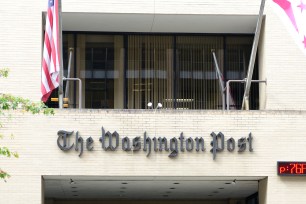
1 0 306 204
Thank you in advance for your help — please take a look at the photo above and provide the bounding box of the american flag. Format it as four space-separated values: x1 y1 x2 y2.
272 0 306 54
41 0 60 102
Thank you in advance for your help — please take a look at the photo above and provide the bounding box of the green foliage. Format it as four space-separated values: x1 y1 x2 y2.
0 169 10 181
0 94 54 115
0 68 9 78
0 68 54 181
0 147 19 158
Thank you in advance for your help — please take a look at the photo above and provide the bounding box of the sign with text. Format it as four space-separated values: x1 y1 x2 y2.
277 161 306 176
57 127 253 160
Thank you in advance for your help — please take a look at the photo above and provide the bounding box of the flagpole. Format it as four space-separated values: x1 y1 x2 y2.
211 50 225 111
241 0 265 110
58 0 64 109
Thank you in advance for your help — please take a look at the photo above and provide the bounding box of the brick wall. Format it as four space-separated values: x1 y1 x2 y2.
0 109 305 203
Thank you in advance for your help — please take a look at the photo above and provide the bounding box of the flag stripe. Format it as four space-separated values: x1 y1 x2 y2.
42 59 55 91
54 1 61 68
41 0 60 102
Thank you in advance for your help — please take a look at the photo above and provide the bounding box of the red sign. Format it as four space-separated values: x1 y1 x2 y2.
277 162 306 176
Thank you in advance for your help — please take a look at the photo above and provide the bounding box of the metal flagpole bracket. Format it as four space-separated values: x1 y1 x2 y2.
63 77 82 109
226 79 267 111
62 48 82 109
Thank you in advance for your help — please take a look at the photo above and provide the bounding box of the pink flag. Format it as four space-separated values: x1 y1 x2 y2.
272 0 306 53
41 0 60 102
220 74 236 110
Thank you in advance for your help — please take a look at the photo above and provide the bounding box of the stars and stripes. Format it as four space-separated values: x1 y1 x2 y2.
272 0 306 54
41 0 60 102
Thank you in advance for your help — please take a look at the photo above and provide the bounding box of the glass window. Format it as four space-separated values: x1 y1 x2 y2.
85 42 114 108
226 36 259 110
127 35 174 109
76 35 124 109
176 36 224 109
45 33 258 110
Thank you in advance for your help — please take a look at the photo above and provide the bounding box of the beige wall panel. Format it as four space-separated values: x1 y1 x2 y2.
0 1 45 101
0 175 42 204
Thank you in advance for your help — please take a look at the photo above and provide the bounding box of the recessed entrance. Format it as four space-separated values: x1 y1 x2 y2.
44 176 265 204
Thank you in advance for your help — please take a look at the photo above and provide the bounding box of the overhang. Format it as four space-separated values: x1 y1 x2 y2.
44 176 264 200
62 13 258 33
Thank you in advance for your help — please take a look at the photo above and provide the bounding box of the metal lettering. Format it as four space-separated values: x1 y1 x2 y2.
169 137 178 158
132 137 141 151
57 129 253 159
57 130 74 151
143 132 151 157
99 127 119 151
158 137 169 151
122 137 131 151
179 132 185 152
195 137 205 152
152 137 158 152
210 132 224 160
86 137 94 151
227 137 235 152
186 137 194 152
75 131 84 157
248 133 253 152
238 137 246 152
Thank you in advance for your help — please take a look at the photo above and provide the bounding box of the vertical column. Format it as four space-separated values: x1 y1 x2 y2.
259 178 267 204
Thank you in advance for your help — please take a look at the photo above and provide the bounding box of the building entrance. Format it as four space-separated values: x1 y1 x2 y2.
44 176 265 204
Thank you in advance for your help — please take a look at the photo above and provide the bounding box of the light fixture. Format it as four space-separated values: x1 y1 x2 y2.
157 103 162 108
70 179 75 185
147 102 163 110
231 179 236 185
147 102 153 108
